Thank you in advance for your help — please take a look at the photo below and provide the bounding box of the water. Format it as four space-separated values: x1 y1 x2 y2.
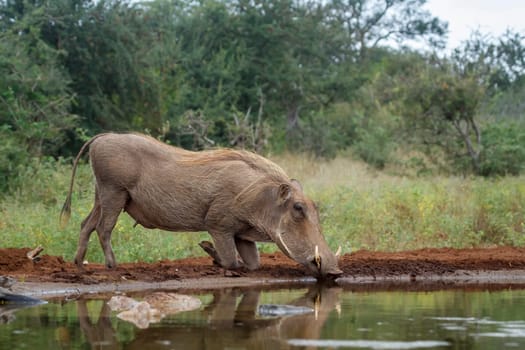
2 284 525 349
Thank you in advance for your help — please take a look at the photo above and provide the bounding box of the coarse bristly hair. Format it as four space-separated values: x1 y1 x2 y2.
179 147 289 183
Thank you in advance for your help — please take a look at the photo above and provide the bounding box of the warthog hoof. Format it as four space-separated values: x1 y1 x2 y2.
74 259 86 272
198 241 243 270
199 241 221 266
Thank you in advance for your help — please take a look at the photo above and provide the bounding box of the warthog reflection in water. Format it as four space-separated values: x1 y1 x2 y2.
75 285 342 350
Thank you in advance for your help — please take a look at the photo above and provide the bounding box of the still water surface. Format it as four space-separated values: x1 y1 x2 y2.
2 285 525 349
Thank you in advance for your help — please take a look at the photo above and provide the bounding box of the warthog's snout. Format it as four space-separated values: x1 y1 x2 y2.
275 232 342 279
304 245 343 280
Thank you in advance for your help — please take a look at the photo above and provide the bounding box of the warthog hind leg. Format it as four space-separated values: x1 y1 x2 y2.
74 188 101 269
95 188 128 269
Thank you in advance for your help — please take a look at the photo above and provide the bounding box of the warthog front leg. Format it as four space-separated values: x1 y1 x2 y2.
235 238 260 270
204 233 241 270
199 238 260 270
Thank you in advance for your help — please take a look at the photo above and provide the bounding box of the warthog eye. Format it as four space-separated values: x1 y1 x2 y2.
293 202 305 217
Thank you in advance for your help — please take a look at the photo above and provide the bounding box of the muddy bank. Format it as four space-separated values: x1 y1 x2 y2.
3 246 525 298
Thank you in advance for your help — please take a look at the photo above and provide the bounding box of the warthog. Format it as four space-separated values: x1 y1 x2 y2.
60 133 342 279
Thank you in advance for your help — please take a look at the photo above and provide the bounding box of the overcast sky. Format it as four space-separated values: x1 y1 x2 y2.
424 0 525 49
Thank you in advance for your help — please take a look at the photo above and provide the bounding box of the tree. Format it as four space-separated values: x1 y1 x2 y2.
0 0 76 189
452 29 525 94
397 54 485 174
292 0 448 157
168 0 345 151
235 0 337 134
28 0 167 135
324 0 447 61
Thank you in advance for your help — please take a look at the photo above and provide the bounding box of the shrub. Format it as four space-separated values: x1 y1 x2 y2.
479 122 525 176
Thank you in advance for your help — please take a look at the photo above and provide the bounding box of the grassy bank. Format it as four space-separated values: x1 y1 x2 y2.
1 156 524 264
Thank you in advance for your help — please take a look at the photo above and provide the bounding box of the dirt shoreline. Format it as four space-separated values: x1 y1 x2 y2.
3 246 525 298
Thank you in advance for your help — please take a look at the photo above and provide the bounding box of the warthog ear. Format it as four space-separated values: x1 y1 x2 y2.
278 183 291 203
290 179 303 192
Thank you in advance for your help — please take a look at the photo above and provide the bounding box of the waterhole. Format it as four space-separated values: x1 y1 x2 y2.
2 284 525 349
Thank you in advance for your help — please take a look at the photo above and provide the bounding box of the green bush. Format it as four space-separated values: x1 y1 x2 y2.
0 127 29 193
479 122 525 176
353 125 393 169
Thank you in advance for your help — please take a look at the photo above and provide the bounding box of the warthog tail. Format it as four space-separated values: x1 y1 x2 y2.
59 196 72 230
59 133 108 229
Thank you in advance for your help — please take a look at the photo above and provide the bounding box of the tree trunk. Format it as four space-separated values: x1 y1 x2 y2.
286 105 300 134
452 118 482 174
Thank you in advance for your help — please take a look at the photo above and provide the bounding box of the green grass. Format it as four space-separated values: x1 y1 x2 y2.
294 157 525 252
1 156 525 264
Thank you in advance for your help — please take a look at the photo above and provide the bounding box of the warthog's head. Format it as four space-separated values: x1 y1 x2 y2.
271 180 342 279
236 178 343 279
267 180 343 279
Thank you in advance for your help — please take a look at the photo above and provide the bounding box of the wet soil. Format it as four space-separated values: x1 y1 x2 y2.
3 246 525 286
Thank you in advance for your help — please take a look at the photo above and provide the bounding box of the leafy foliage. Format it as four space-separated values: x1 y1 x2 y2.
1 0 525 193
479 123 525 176
398 55 486 173
0 1 76 190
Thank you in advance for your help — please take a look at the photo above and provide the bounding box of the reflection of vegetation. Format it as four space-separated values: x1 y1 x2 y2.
0 299 136 349
321 289 525 349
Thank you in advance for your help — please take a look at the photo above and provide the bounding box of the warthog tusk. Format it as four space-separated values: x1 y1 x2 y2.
314 293 320 320
277 232 293 259
314 245 321 269
335 246 342 258
336 303 342 318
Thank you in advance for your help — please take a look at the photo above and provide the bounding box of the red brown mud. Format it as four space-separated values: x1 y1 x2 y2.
2 246 525 285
